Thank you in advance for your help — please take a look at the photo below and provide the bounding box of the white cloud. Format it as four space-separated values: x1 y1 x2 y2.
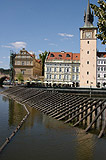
1 41 27 49
0 61 3 64
44 38 49 41
10 42 27 49
49 43 58 46
58 33 74 39
3 57 6 59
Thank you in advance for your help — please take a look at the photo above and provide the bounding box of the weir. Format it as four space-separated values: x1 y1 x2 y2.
1 86 106 139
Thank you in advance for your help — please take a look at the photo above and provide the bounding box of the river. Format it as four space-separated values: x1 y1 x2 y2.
0 87 106 160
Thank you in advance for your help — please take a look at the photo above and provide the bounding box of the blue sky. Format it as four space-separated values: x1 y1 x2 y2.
0 0 105 69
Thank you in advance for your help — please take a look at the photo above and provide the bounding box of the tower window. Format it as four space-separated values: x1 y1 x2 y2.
87 41 89 44
87 61 89 64
87 51 89 54
87 71 89 75
87 81 89 84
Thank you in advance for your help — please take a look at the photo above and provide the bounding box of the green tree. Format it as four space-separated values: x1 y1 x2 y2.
17 73 24 83
91 0 106 44
39 51 48 76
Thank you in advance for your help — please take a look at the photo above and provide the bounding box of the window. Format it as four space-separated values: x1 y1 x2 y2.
59 54 62 57
64 75 66 80
22 62 24 65
67 75 69 80
87 61 89 64
21 70 24 75
50 68 51 72
104 74 106 78
87 51 89 54
54 68 56 72
101 67 103 71
50 54 54 57
59 75 61 79
76 75 79 80
50 75 51 79
47 74 49 79
67 68 69 72
54 75 56 79
72 75 75 80
66 54 70 57
72 67 75 72
76 67 79 72
87 81 89 84
101 61 103 64
98 74 100 78
97 67 100 71
98 61 100 64
104 61 106 64
87 71 89 75
87 41 89 44
47 67 49 72
104 67 106 71
59 68 62 72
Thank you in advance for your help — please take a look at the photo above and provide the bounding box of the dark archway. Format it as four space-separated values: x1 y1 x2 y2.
0 76 7 87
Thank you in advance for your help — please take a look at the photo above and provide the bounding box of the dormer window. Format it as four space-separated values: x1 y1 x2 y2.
50 54 54 57
59 54 62 57
66 54 70 57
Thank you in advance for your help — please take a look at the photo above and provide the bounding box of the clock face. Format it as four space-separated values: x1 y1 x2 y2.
85 32 92 38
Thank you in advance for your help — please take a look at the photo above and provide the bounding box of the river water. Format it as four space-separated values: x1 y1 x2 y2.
0 87 106 160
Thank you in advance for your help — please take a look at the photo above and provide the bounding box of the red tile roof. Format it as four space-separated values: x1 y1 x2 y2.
47 52 80 61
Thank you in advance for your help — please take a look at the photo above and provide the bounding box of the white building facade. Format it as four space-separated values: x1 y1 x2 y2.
44 52 80 87
97 52 106 87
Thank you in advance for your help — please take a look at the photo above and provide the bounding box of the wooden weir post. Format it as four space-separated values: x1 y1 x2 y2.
85 102 106 132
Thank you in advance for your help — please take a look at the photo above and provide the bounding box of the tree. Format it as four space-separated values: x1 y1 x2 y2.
39 51 48 76
17 73 24 83
90 0 106 44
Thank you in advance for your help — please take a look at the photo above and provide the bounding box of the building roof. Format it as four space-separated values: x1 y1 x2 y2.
47 52 80 61
81 0 97 29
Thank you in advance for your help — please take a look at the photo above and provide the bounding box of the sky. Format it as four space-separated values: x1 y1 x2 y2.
0 0 106 69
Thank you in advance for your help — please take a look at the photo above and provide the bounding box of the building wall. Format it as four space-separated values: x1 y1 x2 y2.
45 59 80 85
80 29 97 87
97 57 106 86
13 48 42 81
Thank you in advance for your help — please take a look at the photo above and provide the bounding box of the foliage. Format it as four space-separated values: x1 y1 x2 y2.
17 73 24 82
91 0 106 44
39 51 48 76
0 68 10 74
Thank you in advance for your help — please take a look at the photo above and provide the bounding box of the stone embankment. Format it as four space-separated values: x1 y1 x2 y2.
1 86 106 139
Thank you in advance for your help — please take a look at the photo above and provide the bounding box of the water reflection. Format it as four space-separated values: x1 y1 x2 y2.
0 94 106 160
8 99 26 126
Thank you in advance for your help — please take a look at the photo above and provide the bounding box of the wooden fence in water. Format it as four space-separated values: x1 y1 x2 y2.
1 86 106 138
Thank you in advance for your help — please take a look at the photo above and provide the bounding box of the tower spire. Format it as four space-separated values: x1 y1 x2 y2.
84 0 94 27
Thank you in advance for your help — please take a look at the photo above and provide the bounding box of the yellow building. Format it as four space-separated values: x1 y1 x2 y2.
13 48 42 81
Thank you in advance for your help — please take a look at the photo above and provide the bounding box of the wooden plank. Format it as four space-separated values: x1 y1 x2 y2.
98 117 106 138
85 102 106 132
58 99 95 121
52 98 89 119
72 100 102 126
